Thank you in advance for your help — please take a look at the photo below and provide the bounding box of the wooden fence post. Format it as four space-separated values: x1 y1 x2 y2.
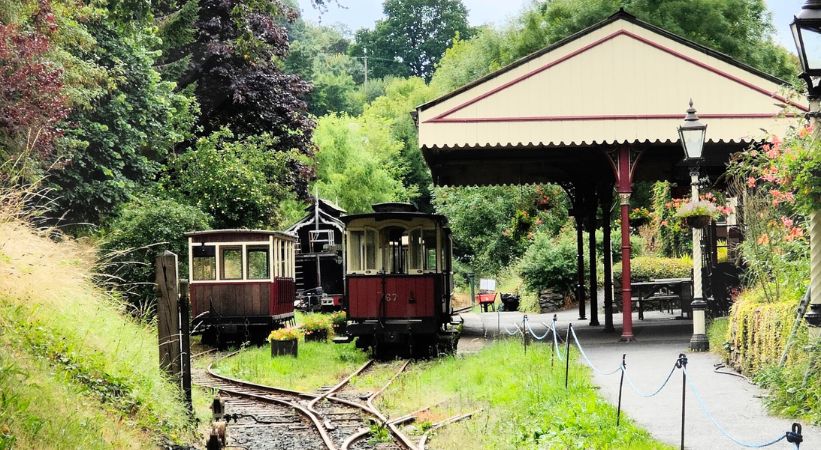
179 279 192 412
156 251 181 377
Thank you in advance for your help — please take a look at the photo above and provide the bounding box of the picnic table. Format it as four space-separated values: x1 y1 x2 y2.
629 278 693 320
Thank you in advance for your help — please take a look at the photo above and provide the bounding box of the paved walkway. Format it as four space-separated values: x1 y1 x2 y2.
459 304 818 449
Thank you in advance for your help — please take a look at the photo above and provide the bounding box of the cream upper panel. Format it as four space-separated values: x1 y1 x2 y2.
418 19 803 148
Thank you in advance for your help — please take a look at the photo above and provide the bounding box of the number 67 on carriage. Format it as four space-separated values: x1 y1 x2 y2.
339 203 461 357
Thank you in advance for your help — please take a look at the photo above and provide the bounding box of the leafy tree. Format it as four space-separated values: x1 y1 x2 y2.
350 0 473 81
164 129 299 228
312 114 411 213
361 77 438 210
0 6 68 180
102 196 212 310
48 6 196 225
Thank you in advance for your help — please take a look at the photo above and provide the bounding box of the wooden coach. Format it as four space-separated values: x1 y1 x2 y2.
186 229 296 345
341 203 460 357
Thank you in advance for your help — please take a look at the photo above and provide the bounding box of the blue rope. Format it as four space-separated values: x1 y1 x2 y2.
569 325 624 376
621 362 678 398
683 368 790 448
549 321 564 360
526 320 552 340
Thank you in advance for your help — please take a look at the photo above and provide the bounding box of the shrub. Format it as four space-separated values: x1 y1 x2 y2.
330 311 347 326
301 313 332 335
612 256 691 283
101 196 212 314
268 327 303 342
518 229 577 298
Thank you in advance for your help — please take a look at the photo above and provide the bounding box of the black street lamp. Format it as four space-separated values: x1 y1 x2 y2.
792 0 821 100
679 100 709 352
792 1 821 335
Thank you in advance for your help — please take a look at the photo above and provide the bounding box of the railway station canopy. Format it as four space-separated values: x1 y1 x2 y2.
416 9 807 339
416 10 806 187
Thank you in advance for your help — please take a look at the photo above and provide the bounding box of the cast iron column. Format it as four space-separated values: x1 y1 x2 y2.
589 197 600 326
617 145 634 341
689 167 709 351
576 213 587 320
601 188 615 332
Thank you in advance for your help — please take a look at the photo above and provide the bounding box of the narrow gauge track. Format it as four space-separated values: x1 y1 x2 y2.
194 352 418 450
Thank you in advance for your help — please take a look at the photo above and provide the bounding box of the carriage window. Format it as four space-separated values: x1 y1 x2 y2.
382 227 409 274
349 230 377 272
221 247 242 280
422 230 437 271
280 242 287 278
192 245 216 280
247 246 269 279
408 229 422 271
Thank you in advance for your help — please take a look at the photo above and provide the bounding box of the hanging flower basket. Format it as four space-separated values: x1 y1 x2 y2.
270 338 298 357
684 215 712 229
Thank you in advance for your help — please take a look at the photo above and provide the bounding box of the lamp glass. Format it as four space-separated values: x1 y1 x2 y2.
799 23 821 71
679 126 705 160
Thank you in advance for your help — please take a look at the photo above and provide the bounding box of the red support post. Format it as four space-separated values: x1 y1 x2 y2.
617 146 634 341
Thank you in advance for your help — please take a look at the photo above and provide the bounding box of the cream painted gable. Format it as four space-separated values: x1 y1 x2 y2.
418 17 806 149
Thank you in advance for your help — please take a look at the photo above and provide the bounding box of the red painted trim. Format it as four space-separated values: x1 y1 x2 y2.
427 29 807 123
428 113 798 124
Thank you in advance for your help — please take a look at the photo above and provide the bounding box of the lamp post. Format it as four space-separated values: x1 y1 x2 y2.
679 100 709 352
791 1 821 338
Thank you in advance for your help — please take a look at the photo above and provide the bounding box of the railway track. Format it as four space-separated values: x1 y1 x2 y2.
194 352 418 450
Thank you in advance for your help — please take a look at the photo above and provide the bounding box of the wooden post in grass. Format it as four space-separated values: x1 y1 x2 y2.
179 279 192 412
156 251 181 378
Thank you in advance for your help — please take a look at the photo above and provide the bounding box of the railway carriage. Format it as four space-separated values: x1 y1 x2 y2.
341 203 461 357
186 229 297 346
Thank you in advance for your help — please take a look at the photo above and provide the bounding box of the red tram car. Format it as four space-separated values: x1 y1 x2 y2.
186 229 297 346
341 203 461 357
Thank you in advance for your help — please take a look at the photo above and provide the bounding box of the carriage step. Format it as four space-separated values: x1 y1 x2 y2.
333 336 352 344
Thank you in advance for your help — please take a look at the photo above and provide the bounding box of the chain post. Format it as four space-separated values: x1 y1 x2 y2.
676 353 688 450
617 353 626 426
565 323 572 389
786 423 803 449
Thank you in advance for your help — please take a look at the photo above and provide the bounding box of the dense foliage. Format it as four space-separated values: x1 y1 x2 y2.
350 0 472 81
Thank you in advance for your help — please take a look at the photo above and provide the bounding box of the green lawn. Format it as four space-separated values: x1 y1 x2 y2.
377 340 672 450
210 340 369 392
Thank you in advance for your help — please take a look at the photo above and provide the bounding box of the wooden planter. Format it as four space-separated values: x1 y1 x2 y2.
304 329 328 342
332 322 346 336
684 215 712 229
270 338 298 357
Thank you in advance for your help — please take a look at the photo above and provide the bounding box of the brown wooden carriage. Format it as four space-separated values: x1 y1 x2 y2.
186 229 296 346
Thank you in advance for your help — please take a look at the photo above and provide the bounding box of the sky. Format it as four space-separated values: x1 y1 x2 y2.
297 0 804 53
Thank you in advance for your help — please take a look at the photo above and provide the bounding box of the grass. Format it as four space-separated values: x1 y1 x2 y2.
707 317 730 360
211 340 369 392
377 340 672 450
0 220 199 448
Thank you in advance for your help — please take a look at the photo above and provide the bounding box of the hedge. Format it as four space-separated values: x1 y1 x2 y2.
724 290 803 376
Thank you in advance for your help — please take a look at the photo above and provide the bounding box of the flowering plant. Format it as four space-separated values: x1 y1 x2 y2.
301 314 332 334
674 200 719 219
268 327 303 342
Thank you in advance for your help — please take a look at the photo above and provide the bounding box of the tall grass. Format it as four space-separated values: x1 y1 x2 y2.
378 340 672 450
0 185 197 447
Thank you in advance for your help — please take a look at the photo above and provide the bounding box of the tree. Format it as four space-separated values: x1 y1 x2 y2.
164 129 299 229
48 6 196 225
155 0 316 198
312 114 411 213
0 6 68 180
350 0 473 81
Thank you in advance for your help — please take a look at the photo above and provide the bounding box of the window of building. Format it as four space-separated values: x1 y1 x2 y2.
221 247 242 280
247 246 269 279
192 245 216 280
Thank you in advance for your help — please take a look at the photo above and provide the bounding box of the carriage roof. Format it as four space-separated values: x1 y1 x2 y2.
340 211 449 228
185 229 296 241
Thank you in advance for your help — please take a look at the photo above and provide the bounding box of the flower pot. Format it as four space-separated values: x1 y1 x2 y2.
332 322 346 336
270 338 298 357
684 215 712 229
304 329 328 342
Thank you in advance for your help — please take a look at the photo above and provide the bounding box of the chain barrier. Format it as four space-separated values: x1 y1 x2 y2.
525 317 552 340
550 319 564 361
683 367 802 449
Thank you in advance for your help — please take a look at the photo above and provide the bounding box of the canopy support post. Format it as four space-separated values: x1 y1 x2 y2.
576 213 586 321
589 192 599 326
617 145 635 341
600 185 614 332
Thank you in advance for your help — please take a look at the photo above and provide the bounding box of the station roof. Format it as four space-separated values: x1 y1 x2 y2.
416 10 806 187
